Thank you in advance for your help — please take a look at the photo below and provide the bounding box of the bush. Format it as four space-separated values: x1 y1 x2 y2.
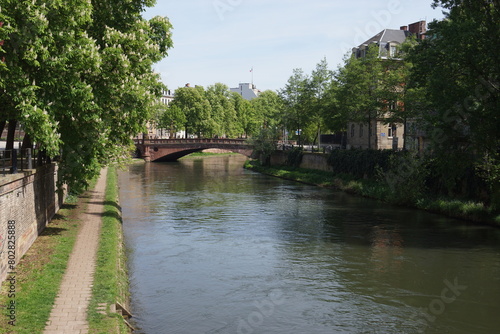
379 151 429 205
285 147 303 168
327 149 395 178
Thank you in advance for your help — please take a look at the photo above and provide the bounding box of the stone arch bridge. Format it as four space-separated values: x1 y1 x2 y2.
134 138 254 162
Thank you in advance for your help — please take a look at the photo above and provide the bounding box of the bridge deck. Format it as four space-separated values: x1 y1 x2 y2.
134 138 249 146
134 138 253 161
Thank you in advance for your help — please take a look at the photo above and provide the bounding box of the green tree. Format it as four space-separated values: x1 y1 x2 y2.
408 0 500 205
231 92 258 138
157 104 186 138
251 90 282 130
321 79 344 136
307 58 335 147
335 46 385 149
205 83 236 137
0 0 173 192
250 127 280 166
376 39 426 151
279 68 312 145
172 85 211 138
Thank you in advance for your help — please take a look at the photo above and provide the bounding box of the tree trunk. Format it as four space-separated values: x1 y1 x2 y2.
22 134 32 150
0 120 6 139
367 112 372 149
6 120 17 151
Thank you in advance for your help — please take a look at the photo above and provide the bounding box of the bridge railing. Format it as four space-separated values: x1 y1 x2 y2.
135 138 250 146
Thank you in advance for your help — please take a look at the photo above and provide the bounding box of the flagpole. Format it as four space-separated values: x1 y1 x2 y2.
251 66 254 87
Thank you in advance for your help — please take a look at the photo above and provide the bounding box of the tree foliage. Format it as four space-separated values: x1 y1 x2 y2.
0 0 173 192
170 85 211 138
165 85 283 140
251 90 282 130
270 3 498 207
231 92 257 138
408 0 500 206
279 68 310 145
206 83 237 137
335 46 388 149
157 104 186 138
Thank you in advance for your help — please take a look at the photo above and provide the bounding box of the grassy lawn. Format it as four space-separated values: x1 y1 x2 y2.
0 167 131 334
0 183 95 334
87 167 130 334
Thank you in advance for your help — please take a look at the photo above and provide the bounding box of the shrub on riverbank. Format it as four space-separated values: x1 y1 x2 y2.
327 149 394 178
285 148 304 168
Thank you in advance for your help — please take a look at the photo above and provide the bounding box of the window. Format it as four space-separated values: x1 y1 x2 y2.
388 124 396 137
389 101 397 111
351 124 355 137
390 45 397 57
359 124 364 137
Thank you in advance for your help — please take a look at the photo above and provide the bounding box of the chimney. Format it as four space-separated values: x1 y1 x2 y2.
400 26 408 31
408 20 427 40
185 83 191 87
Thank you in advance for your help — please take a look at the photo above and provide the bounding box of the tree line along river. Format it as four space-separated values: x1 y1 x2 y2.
118 155 500 334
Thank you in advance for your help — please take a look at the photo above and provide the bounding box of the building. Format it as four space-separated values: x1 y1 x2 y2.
347 20 426 150
140 88 186 139
160 89 174 107
230 83 260 100
352 21 426 60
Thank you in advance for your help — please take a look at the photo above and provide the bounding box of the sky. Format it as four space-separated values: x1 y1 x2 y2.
143 0 446 93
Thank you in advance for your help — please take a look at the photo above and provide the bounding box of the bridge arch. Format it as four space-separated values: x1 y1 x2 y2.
134 138 254 162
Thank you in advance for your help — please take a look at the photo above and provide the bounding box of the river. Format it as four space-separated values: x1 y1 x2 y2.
117 155 500 334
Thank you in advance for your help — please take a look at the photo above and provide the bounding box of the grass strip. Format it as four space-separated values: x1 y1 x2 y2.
0 181 96 334
87 167 130 334
245 160 500 226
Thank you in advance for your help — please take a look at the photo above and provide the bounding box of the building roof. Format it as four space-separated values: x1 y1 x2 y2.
353 21 427 59
358 29 410 48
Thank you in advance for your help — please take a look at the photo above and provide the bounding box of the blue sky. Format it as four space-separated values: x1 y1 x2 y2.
144 0 446 92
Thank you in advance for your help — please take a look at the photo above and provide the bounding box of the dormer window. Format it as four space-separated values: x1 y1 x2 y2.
390 45 397 57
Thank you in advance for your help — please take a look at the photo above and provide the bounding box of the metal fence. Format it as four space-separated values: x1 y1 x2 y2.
0 148 50 176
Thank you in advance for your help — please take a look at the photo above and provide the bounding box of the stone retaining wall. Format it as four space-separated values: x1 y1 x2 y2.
270 151 332 172
0 163 66 282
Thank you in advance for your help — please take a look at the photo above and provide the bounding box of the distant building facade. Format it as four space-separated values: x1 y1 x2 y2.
347 20 426 150
230 83 260 100
160 89 174 106
141 88 186 139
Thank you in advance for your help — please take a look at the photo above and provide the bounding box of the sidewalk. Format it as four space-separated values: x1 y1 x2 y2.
44 168 107 334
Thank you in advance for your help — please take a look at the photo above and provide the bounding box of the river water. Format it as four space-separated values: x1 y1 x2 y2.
118 155 500 334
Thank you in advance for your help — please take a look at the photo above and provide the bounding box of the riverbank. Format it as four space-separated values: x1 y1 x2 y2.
87 167 131 333
244 160 500 227
0 167 130 333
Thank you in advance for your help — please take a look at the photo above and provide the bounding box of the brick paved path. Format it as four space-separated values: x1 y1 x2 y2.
44 168 107 334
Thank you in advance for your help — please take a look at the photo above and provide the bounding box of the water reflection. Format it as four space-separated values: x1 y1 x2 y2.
118 156 500 334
